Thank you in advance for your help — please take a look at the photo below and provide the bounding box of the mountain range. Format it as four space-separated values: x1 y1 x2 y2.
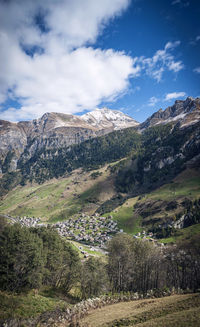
0 108 138 173
0 97 199 174
0 96 200 242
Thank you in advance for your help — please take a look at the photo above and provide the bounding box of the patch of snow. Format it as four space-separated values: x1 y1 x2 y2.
180 119 200 128
154 112 188 126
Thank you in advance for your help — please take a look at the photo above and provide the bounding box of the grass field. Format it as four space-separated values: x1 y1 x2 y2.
105 197 143 234
0 290 70 320
143 168 200 201
70 240 106 258
80 293 200 327
0 165 116 221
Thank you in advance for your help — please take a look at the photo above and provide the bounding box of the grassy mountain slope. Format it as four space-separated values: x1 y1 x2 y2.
80 293 200 327
18 127 141 185
1 163 200 244
105 167 200 236
0 164 117 221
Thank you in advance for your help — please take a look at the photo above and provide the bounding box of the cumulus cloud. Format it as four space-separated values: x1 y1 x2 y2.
0 0 184 121
0 0 134 121
164 92 186 101
2 48 136 121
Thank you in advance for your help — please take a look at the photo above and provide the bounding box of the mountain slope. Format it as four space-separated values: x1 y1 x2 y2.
1 100 200 196
0 165 117 221
0 109 138 174
115 120 200 195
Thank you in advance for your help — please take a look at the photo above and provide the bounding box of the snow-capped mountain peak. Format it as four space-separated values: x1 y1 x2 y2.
81 107 139 130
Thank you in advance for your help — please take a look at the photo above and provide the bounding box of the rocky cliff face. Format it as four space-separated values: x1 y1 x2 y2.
0 109 138 173
140 97 200 130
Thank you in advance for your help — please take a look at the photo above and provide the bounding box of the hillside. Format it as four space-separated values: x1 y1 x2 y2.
1 292 199 326
106 167 200 240
1 164 200 243
80 293 200 327
0 164 117 221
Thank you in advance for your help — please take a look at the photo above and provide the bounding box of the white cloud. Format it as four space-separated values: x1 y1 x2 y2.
1 47 136 121
167 61 184 72
0 0 184 121
148 96 159 107
164 92 186 101
0 0 134 121
193 67 200 74
138 41 183 82
164 41 181 50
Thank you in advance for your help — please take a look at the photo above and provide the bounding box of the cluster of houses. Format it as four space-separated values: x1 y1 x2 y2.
3 215 42 227
53 213 120 246
4 213 164 247
4 213 120 246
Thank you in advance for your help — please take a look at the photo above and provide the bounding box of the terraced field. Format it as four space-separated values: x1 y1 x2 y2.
80 293 200 327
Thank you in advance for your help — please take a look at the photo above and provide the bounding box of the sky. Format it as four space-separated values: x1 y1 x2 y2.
0 0 200 123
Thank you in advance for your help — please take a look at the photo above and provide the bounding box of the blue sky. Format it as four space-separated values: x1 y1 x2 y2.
0 0 199 122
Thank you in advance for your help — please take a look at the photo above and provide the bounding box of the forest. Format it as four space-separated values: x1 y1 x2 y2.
1 220 200 300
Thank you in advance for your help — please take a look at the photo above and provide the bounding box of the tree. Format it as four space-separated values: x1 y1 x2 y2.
32 227 80 291
0 224 44 292
165 234 200 291
107 233 135 292
54 242 81 293
80 257 109 299
107 234 162 293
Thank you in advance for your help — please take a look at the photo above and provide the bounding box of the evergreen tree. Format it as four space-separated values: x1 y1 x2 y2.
0 224 44 292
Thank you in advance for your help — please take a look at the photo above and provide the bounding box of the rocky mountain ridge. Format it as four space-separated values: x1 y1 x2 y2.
0 109 138 173
0 97 199 174
140 96 200 129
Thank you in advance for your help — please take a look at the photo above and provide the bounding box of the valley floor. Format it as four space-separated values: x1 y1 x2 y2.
80 293 200 327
